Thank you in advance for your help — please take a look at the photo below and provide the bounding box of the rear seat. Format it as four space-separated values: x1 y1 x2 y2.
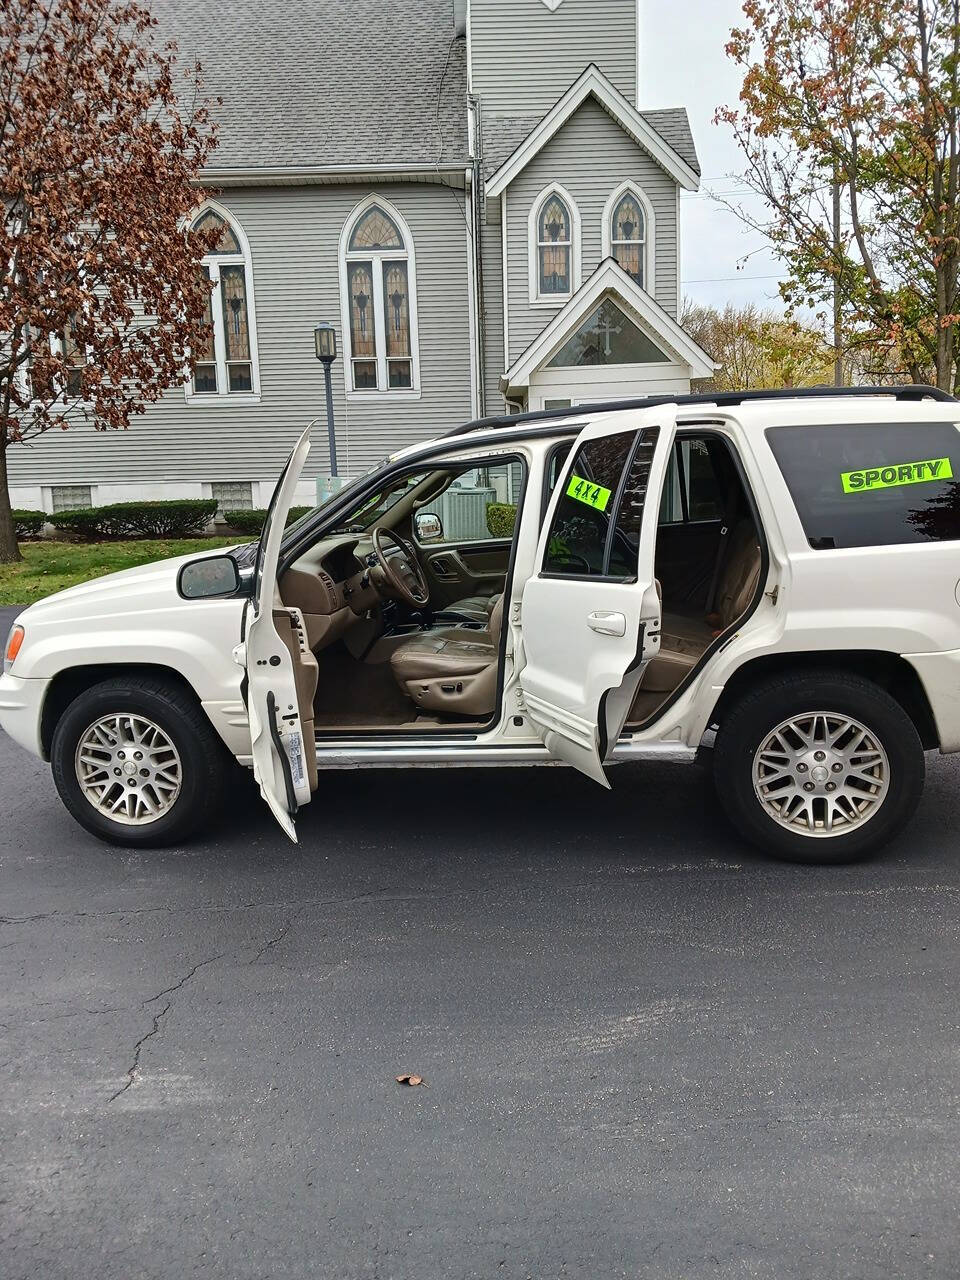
642 520 762 695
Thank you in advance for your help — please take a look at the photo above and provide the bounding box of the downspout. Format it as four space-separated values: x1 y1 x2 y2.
468 92 486 417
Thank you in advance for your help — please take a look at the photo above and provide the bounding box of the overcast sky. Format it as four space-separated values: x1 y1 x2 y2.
640 0 786 315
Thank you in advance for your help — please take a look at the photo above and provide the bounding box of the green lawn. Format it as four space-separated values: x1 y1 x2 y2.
0 538 240 606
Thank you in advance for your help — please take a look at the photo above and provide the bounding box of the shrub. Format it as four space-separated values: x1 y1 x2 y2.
12 509 46 538
48 498 218 540
486 502 517 538
222 505 312 536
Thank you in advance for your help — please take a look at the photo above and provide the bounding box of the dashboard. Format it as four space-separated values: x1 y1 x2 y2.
278 534 381 649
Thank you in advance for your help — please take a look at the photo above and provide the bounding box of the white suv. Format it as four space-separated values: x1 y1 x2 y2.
3 386 958 863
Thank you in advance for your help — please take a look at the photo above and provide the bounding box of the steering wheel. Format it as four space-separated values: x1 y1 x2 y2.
372 527 430 608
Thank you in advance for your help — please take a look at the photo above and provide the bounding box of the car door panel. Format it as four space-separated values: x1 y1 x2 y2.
518 412 675 785
240 424 317 841
420 540 510 606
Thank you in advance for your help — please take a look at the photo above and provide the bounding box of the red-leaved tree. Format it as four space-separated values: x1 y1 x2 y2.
0 0 220 562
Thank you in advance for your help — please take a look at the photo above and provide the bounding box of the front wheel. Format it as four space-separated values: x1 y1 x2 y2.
51 676 229 847
713 671 925 864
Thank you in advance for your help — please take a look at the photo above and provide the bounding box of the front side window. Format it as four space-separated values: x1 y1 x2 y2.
543 428 660 577
342 200 418 393
190 206 258 398
766 421 960 549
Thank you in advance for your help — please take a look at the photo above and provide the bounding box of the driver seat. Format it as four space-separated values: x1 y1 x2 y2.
390 596 503 717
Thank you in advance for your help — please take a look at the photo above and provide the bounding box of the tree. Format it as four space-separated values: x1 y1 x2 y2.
0 0 220 562
681 300 834 390
718 0 960 393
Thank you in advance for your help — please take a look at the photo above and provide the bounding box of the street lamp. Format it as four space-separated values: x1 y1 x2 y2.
313 321 338 477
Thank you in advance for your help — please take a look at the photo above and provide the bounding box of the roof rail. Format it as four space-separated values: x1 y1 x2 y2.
442 384 954 439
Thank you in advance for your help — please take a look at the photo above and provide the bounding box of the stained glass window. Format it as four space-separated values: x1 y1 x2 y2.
343 201 417 392
192 208 241 255
349 207 403 251
546 299 670 367
189 207 257 397
193 265 218 393
610 192 645 286
537 194 571 296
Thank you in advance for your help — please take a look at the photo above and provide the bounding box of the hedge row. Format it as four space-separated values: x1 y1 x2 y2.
49 498 219 540
222 505 312 535
12 510 46 538
485 502 517 538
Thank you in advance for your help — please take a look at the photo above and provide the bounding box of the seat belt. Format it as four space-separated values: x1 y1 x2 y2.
705 487 740 617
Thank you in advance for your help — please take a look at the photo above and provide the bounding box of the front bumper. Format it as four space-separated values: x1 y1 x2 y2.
0 672 48 760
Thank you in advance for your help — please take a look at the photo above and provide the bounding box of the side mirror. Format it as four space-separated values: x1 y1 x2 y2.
178 553 242 600
414 511 443 541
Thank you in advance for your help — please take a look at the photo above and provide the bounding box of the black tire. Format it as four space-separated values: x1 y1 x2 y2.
50 675 229 847
713 671 925 864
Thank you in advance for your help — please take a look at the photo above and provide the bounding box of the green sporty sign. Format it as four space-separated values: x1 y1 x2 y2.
566 472 612 511
841 456 953 494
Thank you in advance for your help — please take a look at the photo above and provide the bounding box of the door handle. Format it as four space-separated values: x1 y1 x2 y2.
587 610 627 637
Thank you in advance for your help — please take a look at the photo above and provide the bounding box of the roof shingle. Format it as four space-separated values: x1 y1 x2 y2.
149 0 468 171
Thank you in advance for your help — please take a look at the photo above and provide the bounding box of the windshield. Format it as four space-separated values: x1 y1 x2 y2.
328 471 429 533
279 456 392 543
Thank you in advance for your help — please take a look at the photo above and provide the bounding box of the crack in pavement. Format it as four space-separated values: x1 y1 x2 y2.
250 907 305 963
107 954 223 1103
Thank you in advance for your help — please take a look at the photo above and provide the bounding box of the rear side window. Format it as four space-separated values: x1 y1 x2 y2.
766 421 960 549
543 427 659 578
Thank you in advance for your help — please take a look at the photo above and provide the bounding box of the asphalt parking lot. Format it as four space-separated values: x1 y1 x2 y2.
1 610 959 1279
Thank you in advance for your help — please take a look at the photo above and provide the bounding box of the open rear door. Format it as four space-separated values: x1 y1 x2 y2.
518 409 674 786
239 424 315 841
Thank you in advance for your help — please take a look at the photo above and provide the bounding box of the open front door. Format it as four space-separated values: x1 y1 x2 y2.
518 410 674 786
239 425 315 841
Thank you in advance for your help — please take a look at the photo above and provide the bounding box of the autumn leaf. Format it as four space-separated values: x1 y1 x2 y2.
395 1074 426 1087
0 0 221 561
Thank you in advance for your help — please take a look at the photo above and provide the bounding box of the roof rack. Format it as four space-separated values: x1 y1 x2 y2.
442 384 954 439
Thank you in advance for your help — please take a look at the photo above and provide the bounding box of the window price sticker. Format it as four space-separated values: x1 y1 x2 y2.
566 473 612 512
841 456 952 493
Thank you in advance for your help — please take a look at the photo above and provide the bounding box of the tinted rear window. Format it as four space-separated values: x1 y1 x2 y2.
766 421 960 549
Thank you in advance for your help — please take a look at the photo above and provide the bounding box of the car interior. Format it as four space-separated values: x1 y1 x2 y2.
276 456 523 733
272 430 763 740
628 431 764 726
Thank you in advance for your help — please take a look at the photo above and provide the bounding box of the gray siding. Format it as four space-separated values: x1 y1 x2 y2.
504 96 679 369
470 0 637 118
7 183 474 488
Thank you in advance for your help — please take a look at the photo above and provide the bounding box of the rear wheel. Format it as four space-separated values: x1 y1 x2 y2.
713 671 925 864
51 676 229 846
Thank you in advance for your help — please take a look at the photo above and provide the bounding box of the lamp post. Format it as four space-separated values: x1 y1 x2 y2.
313 321 338 476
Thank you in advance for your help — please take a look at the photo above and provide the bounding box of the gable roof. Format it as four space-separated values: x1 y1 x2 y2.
485 65 701 204
147 0 468 175
502 258 716 392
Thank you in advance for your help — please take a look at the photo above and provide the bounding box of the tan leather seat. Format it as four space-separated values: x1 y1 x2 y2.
443 593 496 622
642 521 761 695
390 595 503 716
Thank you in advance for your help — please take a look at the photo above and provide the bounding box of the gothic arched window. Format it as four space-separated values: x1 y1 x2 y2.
189 203 259 398
341 199 419 394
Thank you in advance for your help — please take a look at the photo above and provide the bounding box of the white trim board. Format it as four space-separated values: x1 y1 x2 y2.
484 63 699 223
501 257 716 394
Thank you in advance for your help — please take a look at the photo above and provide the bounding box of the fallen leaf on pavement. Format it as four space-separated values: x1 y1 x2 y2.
395 1073 426 1086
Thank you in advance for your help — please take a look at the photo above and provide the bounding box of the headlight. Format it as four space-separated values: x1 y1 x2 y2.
3 624 24 673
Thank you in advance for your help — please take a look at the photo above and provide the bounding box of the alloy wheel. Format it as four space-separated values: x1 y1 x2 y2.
752 711 888 838
74 713 182 826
